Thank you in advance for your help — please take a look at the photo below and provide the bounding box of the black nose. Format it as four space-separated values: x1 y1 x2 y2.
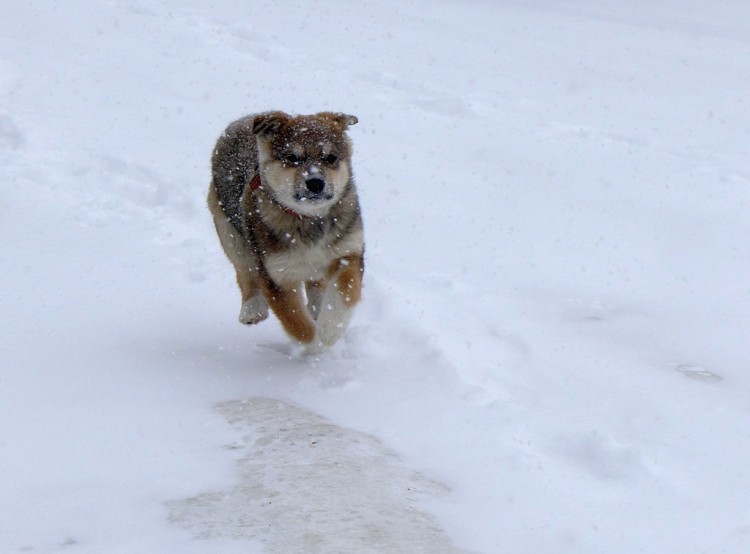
306 178 325 194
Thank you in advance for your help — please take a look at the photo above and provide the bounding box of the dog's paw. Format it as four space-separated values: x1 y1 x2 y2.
313 292 355 350
239 296 269 325
301 339 327 356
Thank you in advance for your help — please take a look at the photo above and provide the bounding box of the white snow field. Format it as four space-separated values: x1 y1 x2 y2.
2 1 750 552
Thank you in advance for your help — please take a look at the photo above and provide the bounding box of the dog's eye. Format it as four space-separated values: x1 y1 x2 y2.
324 154 338 165
284 154 302 166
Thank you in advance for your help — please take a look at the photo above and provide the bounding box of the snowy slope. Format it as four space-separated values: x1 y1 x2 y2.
2 1 750 552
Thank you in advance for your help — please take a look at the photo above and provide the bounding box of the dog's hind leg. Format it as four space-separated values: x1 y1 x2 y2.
261 281 316 345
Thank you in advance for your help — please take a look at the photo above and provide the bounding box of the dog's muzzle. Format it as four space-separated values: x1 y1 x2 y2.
296 176 333 203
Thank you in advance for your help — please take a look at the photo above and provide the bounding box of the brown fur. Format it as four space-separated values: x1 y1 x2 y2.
329 255 364 308
208 111 364 350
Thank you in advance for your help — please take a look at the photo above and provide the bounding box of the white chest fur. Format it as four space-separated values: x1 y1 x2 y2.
265 229 363 286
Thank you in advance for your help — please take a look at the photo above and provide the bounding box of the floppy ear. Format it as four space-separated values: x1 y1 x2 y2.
252 111 288 136
321 112 358 130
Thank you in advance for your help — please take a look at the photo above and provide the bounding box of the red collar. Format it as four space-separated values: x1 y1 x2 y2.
249 174 309 220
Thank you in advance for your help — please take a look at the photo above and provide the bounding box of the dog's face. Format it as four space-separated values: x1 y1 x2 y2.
253 111 358 218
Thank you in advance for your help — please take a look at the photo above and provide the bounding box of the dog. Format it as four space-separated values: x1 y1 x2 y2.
208 111 364 351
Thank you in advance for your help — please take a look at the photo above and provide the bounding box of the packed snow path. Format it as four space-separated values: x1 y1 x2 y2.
168 399 468 553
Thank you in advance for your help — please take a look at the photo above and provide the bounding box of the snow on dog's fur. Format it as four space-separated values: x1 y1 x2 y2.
208 111 364 351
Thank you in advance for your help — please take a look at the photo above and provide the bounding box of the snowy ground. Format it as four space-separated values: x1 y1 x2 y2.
2 1 750 552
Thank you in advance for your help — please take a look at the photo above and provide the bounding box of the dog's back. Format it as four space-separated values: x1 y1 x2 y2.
210 115 258 235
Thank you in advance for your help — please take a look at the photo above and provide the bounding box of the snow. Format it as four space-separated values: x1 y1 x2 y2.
2 1 750 552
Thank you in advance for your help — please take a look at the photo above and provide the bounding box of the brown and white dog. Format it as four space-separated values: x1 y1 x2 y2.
208 111 364 352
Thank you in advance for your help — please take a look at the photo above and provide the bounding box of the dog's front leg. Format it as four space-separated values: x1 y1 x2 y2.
238 275 269 325
312 255 364 349
261 280 316 345
305 280 325 320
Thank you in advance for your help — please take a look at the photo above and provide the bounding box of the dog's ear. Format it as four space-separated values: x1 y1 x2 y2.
335 113 358 128
321 112 358 130
253 111 288 136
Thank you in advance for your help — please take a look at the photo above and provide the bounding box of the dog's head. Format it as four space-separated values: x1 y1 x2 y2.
253 111 358 218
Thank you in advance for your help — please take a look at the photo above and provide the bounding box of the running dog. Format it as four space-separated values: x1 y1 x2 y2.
208 111 364 351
